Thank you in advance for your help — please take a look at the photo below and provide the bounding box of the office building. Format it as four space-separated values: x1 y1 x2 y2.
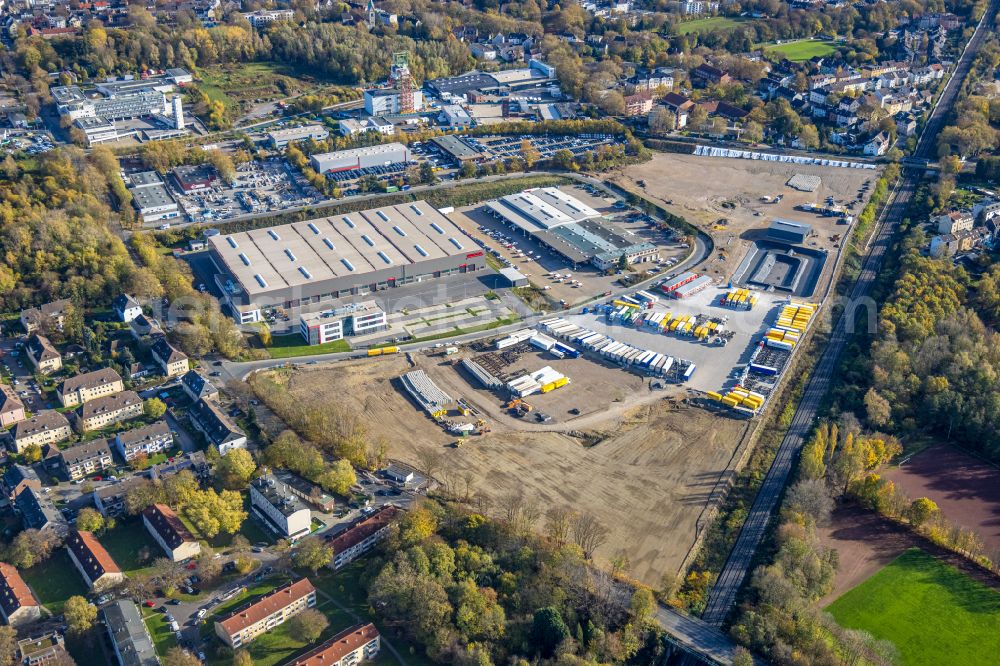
363 88 424 115
267 124 330 149
299 300 386 345
126 171 179 224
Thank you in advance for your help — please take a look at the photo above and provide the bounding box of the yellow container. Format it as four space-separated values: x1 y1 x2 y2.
721 396 739 407
706 391 723 401
367 349 383 357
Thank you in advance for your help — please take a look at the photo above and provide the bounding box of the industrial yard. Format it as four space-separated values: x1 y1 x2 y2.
253 352 752 585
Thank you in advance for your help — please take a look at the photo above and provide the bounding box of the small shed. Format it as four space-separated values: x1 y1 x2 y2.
498 267 529 288
767 219 812 245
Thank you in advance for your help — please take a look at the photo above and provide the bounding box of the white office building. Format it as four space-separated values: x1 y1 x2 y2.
299 300 387 345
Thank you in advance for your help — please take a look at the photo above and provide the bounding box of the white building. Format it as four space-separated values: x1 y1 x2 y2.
127 171 179 224
113 294 143 322
74 117 118 146
364 88 425 115
299 300 387 345
267 124 330 149
440 104 473 128
250 474 312 540
215 579 317 648
243 9 294 27
309 143 409 173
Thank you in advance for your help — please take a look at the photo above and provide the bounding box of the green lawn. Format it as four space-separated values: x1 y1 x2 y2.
21 551 89 614
267 334 351 359
143 607 179 657
101 520 159 575
826 549 1000 666
763 39 838 61
674 16 747 35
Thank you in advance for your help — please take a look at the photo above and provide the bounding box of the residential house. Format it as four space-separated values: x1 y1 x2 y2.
15 631 72 665
25 335 61 374
150 338 188 378
75 391 143 432
930 227 993 258
1 464 40 502
973 198 1000 222
895 112 917 137
661 92 695 114
20 299 71 334
326 505 400 569
94 476 146 518
10 411 72 453
114 421 173 462
15 486 67 535
58 368 125 408
691 63 731 86
284 623 381 666
112 295 143 323
0 562 42 627
58 439 114 481
102 600 158 666
249 474 312 541
65 529 124 590
273 469 337 512
181 370 218 402
146 451 209 482
129 315 163 340
624 91 653 117
188 398 246 454
0 384 26 429
142 503 200 562
936 210 975 234
864 132 891 156
214 578 317 648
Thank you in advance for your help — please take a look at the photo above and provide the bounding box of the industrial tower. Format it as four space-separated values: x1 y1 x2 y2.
390 52 415 114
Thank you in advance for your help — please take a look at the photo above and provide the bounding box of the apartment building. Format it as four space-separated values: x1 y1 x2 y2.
326 505 400 569
284 623 381 666
250 474 312 541
20 299 71 334
10 411 72 453
15 631 71 665
0 384 26 428
15 487 67 535
1 464 40 502
57 367 124 408
0 562 42 627
113 294 143 323
66 529 125 590
58 439 114 481
114 421 173 461
188 398 246 454
150 337 189 377
273 469 337 512
181 370 218 402
142 503 200 562
214 578 317 648
94 476 146 518
102 600 158 666
26 335 61 374
76 391 143 432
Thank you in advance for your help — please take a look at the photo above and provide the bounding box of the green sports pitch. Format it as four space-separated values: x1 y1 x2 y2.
826 548 1000 666
764 39 838 61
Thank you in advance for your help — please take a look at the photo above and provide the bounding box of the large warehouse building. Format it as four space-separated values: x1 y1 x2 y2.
309 143 409 174
208 200 484 324
484 188 659 269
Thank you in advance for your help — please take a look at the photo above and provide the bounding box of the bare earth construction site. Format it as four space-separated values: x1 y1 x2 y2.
253 153 879 586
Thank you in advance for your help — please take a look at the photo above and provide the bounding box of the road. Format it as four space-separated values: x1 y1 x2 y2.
699 0 999 629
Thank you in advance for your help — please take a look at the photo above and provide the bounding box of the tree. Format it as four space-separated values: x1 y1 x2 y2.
649 106 676 134
292 536 333 572
798 124 820 149
629 587 655 623
316 459 356 496
732 646 754 666
162 647 201 666
144 397 167 419
863 388 891 427
287 608 329 643
531 607 570 658
22 443 42 463
399 504 437 546
232 651 253 666
183 489 247 537
216 448 256 490
571 513 608 559
234 555 255 574
76 507 105 533
520 138 541 167
744 121 764 144
257 321 271 347
0 626 15 666
64 596 97 634
907 497 939 528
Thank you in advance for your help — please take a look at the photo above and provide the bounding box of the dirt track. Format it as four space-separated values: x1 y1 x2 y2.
257 354 752 586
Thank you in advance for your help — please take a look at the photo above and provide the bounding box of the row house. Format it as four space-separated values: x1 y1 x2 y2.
142 503 200 562
66 529 125 590
58 367 124 408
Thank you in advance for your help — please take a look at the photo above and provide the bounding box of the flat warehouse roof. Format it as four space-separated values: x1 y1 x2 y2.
209 201 477 296
431 135 484 160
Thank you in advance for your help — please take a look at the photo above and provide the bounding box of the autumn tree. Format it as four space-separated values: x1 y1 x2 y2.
907 497 940 528
316 459 356 496
216 448 256 490
292 536 333 572
64 596 97 634
144 397 167 419
76 507 105 533
287 608 329 643
162 647 201 666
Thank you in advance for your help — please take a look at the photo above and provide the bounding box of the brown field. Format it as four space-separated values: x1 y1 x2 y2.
256 352 753 586
611 153 877 286
884 445 1000 554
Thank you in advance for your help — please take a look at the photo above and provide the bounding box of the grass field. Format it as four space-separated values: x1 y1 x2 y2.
143 607 179 657
102 520 159 574
763 39 838 61
22 550 89 614
674 16 747 35
267 334 352 359
826 548 1000 666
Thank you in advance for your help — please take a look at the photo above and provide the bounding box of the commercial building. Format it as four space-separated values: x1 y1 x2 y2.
283 623 381 666
309 143 409 174
52 84 171 122
150 337 189 377
207 200 482 324
430 135 488 163
58 368 124 407
267 124 330 149
484 188 658 269
0 384 26 428
126 172 179 224
10 411 72 453
338 117 396 137
250 474 312 540
66 529 125 590
214 578 317 648
766 219 812 245
26 335 61 374
114 421 173 462
188 398 247 454
299 300 387 345
74 116 119 146
326 505 399 569
58 439 114 481
103 600 158 666
181 370 219 402
364 88 425 115
75 391 143 432
171 164 219 192
242 8 294 26
142 503 200 562
439 104 473 128
0 562 42 627
20 299 71 334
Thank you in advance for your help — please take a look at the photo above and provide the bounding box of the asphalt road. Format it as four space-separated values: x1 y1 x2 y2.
699 0 999 629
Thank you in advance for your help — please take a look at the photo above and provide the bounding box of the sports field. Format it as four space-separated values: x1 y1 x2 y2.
826 548 1000 666
674 16 747 35
764 39 838 61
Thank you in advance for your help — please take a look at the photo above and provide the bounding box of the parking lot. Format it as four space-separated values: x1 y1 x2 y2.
466 134 617 161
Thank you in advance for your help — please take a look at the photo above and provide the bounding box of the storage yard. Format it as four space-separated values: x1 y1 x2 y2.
254 353 753 585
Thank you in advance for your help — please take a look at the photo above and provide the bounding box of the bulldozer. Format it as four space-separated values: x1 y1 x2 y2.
474 419 491 434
